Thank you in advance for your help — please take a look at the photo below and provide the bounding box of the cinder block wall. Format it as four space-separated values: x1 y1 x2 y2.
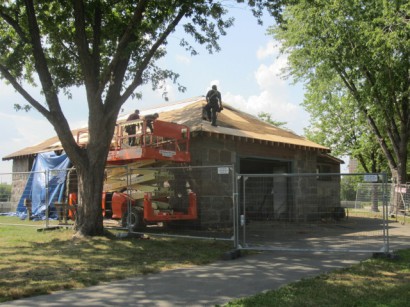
10 157 33 212
190 135 341 227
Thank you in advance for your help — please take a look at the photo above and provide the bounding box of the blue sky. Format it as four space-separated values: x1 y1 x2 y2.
0 4 313 174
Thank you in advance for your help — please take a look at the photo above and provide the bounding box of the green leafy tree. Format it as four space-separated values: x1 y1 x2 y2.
340 175 359 201
302 78 388 174
0 1 283 236
0 183 11 202
257 111 287 128
271 0 410 186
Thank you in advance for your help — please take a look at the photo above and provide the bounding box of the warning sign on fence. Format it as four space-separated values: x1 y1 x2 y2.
364 175 378 182
395 187 407 193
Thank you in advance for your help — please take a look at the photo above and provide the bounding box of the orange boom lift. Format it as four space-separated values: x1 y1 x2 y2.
70 117 197 230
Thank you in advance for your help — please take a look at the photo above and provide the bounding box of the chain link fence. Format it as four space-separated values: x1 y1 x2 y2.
0 169 76 228
3 168 399 254
0 173 13 214
237 173 390 253
390 183 410 216
0 172 37 218
355 182 410 220
1 165 236 244
106 164 236 241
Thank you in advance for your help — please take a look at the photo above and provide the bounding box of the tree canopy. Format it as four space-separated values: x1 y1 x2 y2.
302 76 388 174
0 1 282 236
271 0 410 183
0 183 11 202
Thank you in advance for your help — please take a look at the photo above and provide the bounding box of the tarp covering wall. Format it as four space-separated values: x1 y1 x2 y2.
17 152 71 219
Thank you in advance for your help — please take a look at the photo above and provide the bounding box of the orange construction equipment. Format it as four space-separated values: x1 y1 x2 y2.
73 116 197 231
107 119 191 164
143 192 197 222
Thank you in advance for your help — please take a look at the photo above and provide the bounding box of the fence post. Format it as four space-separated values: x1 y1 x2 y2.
242 176 248 248
45 170 49 228
382 172 390 253
126 164 132 232
233 169 239 249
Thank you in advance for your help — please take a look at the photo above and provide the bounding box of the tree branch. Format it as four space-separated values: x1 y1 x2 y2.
24 0 59 110
360 64 401 144
0 6 29 43
356 153 370 173
363 108 398 172
335 63 398 172
72 0 99 97
24 0 85 166
0 64 50 119
120 5 188 104
92 3 102 77
96 0 148 100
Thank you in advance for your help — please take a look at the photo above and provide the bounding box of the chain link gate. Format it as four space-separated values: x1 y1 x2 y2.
236 173 390 253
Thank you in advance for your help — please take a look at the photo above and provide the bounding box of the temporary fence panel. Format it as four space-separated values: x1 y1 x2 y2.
11 171 49 221
237 173 389 253
113 164 236 242
47 168 76 226
14 153 70 218
388 183 410 217
0 172 17 214
42 163 236 239
103 164 130 229
356 183 410 217
0 168 77 227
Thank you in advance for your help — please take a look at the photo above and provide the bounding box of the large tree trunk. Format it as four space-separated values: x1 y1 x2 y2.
371 185 379 213
397 140 408 186
69 94 119 236
71 119 113 237
388 146 407 214
74 159 106 236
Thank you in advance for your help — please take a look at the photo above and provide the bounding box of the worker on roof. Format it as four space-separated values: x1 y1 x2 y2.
125 109 140 146
204 85 223 127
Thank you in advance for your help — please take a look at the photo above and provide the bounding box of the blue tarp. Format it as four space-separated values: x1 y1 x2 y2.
16 152 71 219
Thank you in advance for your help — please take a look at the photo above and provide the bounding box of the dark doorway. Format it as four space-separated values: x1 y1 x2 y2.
239 158 291 220
239 157 290 174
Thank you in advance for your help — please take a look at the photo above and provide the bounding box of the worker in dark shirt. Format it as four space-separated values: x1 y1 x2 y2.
125 109 140 146
144 113 159 133
204 85 223 127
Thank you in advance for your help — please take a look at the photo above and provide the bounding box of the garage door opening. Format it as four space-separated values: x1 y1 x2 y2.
239 157 290 174
239 158 291 220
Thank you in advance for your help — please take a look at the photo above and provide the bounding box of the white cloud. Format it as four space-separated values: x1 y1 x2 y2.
256 41 281 60
0 112 55 173
224 87 307 134
223 40 309 135
254 62 287 89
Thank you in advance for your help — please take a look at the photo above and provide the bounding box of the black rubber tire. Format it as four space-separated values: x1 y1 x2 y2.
121 207 144 231
333 207 346 221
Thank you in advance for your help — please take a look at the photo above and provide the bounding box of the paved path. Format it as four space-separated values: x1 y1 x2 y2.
0 251 370 307
1 221 409 307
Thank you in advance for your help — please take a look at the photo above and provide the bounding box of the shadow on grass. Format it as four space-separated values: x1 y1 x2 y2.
0 225 231 302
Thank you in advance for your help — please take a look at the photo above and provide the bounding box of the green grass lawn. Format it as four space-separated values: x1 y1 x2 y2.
0 216 232 303
225 249 410 307
2 216 410 306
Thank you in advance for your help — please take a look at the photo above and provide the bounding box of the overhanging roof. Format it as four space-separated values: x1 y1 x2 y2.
156 98 329 151
2 97 329 161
